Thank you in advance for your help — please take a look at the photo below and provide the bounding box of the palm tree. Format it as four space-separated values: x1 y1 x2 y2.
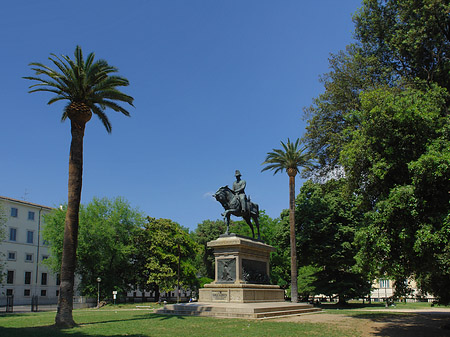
24 46 133 328
262 138 312 303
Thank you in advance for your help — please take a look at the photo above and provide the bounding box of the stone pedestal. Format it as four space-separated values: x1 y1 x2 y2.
157 234 319 318
199 235 284 303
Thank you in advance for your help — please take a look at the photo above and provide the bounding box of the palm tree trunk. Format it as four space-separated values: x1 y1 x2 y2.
55 120 86 328
288 172 298 303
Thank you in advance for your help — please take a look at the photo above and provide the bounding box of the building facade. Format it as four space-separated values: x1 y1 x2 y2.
0 196 60 306
370 278 434 303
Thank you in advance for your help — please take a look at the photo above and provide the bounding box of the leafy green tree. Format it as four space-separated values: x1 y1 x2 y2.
296 180 371 304
354 0 450 91
43 197 145 300
303 0 450 179
297 265 320 302
347 86 450 302
269 210 291 289
262 138 313 302
302 45 391 176
341 86 448 208
25 46 133 327
303 0 450 304
133 217 199 302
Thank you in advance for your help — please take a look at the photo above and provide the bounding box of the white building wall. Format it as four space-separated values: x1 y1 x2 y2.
0 196 60 305
370 279 394 301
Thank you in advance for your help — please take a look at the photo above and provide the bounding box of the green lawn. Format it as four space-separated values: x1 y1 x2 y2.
1 301 445 337
0 309 357 337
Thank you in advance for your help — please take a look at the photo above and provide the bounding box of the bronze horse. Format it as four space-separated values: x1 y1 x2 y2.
213 186 261 240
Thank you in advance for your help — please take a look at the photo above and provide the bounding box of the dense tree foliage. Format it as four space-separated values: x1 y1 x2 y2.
295 180 371 303
296 265 320 301
263 210 291 289
349 86 450 302
133 217 199 301
303 0 450 303
43 197 145 299
354 0 450 91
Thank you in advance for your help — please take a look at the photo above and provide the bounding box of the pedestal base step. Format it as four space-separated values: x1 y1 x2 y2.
155 301 321 319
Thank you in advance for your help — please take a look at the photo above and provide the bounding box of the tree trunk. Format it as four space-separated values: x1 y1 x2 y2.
55 119 86 328
155 285 160 303
288 170 298 303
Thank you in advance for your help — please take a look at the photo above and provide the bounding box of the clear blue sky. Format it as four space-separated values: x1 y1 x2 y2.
1 0 361 231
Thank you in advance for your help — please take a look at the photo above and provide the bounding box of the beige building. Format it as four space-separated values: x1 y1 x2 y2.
0 196 60 306
370 278 394 301
370 278 434 303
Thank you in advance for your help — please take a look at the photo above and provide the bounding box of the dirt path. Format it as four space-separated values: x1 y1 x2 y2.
273 310 450 336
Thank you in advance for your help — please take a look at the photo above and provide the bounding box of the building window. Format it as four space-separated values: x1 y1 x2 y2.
25 253 33 262
41 273 47 285
28 211 35 220
7 252 16 260
42 255 49 261
9 228 17 241
27 230 34 244
25 272 32 285
56 290 60 297
40 290 47 297
7 271 14 284
24 289 31 297
42 240 50 246
380 279 390 288
11 207 18 217
6 289 13 296
56 274 60 286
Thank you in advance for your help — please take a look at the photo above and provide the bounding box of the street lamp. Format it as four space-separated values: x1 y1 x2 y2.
97 277 102 308
177 243 181 303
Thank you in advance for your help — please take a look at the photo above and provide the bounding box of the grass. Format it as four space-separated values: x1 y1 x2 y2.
0 301 446 337
0 308 357 337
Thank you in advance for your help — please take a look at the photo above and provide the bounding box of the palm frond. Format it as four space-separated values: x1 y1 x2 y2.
97 99 132 116
25 46 134 132
90 104 112 133
261 138 313 176
48 95 70 105
93 89 134 106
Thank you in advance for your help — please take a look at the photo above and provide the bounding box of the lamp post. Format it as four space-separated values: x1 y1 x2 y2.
177 243 181 303
97 277 101 308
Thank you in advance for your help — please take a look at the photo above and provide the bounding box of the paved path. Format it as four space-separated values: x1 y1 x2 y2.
354 307 450 315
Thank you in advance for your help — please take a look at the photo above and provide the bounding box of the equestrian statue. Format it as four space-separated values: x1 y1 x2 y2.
213 170 261 240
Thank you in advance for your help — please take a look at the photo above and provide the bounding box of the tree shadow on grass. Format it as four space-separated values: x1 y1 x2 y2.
0 313 34 318
0 326 144 337
0 314 188 337
350 313 450 337
79 313 187 326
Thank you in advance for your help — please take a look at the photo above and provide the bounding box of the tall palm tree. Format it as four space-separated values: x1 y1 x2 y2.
24 46 133 328
262 138 312 303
